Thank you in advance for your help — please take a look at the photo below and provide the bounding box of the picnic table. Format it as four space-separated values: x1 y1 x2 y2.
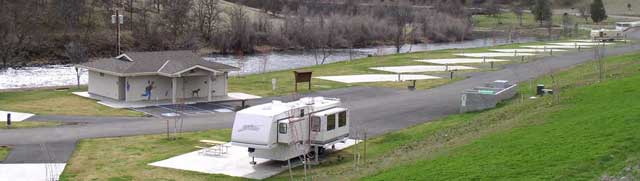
196 140 231 156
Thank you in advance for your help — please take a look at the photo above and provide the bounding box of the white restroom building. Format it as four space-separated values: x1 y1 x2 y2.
77 50 238 104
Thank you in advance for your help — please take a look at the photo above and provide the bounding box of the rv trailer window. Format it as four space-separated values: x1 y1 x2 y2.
278 123 288 134
311 117 321 132
327 114 336 131
300 109 305 117
338 111 347 127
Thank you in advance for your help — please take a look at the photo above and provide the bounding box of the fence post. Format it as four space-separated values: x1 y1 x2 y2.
363 130 367 164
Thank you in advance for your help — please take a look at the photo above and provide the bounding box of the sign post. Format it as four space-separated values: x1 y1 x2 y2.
293 70 313 92
6 113 11 129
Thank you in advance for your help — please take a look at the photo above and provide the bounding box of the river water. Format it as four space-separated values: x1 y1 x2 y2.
0 37 536 90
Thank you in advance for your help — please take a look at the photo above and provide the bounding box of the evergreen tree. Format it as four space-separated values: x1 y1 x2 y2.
532 0 552 26
590 0 607 23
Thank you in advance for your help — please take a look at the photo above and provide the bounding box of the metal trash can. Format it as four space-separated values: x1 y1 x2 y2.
536 84 545 96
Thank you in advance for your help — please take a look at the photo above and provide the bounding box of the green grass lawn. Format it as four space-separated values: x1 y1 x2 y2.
0 121 63 129
0 87 143 117
0 146 9 161
60 129 241 180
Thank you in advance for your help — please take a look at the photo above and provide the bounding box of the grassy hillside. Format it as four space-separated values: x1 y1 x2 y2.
267 51 640 180
361 53 640 180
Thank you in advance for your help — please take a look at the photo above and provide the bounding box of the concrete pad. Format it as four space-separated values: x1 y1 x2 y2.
370 65 476 73
570 39 630 43
0 163 66 181
548 42 615 46
149 140 359 180
228 92 262 100
522 45 593 49
0 111 34 122
314 74 441 83
415 58 510 64
454 52 536 58
570 39 601 42
489 48 567 53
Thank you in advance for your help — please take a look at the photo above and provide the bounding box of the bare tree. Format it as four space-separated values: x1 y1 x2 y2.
0 0 484 68
485 0 501 24
228 5 257 53
0 1 40 68
511 2 525 26
118 0 137 31
194 0 222 45
54 0 87 35
161 0 194 47
388 2 414 54
65 42 88 87
418 10 471 43
561 13 573 37
318 15 347 64
577 1 591 23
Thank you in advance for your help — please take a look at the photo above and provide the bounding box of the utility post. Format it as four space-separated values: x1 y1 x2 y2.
112 0 124 56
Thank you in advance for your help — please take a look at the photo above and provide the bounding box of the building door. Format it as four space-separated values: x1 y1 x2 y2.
118 77 126 100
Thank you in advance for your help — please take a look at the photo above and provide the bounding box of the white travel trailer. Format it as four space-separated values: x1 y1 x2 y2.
616 21 640 31
231 97 350 163
591 29 624 41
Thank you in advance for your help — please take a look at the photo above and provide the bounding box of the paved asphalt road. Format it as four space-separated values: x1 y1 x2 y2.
2 29 639 163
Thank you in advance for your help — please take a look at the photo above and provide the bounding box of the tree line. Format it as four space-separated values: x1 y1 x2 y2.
0 0 474 68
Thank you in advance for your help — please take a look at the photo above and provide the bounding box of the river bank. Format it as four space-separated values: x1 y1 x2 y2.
0 37 537 90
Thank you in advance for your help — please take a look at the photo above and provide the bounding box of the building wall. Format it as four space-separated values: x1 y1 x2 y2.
88 71 122 100
124 73 228 102
212 73 227 97
182 76 208 98
181 73 227 98
125 75 173 102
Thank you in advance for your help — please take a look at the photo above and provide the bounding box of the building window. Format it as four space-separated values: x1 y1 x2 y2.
338 111 347 127
327 114 336 131
311 117 321 132
99 72 104 77
278 123 288 134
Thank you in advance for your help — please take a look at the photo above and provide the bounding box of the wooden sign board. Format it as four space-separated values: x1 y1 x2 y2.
293 70 312 92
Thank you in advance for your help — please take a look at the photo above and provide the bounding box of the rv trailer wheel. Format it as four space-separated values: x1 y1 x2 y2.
318 147 326 155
